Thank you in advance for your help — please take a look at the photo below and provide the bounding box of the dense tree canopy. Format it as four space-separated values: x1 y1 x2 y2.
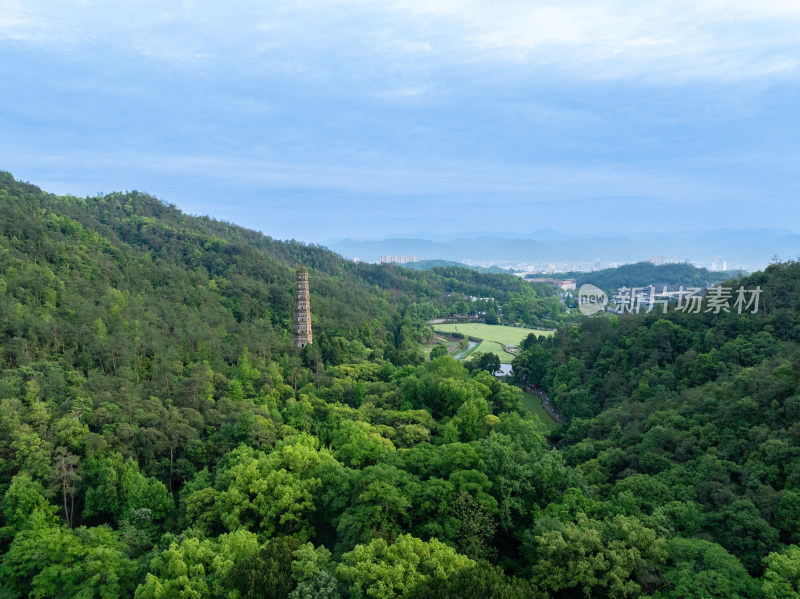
1 171 799 597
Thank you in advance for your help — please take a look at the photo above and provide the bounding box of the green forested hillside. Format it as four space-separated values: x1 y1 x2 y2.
0 172 562 370
399 259 512 274
513 261 800 594
575 261 743 292
1 172 799 598
0 173 553 598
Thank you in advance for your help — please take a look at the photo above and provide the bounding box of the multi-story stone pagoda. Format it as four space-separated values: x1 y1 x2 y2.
293 267 312 348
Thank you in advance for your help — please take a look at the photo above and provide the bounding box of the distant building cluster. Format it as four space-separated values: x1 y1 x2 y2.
649 256 730 271
512 260 620 274
649 255 692 266
363 254 742 273
380 255 419 264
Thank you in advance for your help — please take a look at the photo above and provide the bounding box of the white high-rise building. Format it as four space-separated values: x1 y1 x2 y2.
379 255 419 264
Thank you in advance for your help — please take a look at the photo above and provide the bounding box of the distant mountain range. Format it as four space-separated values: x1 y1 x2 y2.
328 229 799 271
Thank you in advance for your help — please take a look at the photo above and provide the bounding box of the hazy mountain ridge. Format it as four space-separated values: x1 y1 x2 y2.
330 230 798 269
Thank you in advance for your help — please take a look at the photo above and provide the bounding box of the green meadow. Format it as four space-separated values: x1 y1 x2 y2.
473 340 513 363
432 323 553 347
520 391 558 431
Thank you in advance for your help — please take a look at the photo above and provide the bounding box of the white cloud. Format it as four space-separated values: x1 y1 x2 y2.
0 0 51 41
403 0 800 80
1 0 798 82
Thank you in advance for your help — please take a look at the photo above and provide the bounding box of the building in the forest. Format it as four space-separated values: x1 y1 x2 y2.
293 267 312 348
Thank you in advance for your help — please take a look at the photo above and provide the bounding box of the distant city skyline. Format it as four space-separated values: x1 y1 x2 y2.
1 1 799 241
328 228 793 273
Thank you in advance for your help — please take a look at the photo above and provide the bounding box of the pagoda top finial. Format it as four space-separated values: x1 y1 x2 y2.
297 266 308 274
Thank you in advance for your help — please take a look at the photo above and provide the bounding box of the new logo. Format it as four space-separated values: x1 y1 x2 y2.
578 284 607 316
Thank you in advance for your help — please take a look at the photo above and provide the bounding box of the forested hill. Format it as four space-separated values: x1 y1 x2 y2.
0 172 563 597
399 259 512 274
0 172 389 369
513 260 800 591
4 171 800 598
0 171 560 370
575 261 743 292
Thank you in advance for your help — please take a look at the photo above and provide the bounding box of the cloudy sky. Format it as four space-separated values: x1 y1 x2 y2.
1 1 798 241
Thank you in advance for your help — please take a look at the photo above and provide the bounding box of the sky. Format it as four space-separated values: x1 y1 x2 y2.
1 0 799 242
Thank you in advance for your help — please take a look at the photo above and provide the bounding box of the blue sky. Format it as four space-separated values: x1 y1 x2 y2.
1 0 798 242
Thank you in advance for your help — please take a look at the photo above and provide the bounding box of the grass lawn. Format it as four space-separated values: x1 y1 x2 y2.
432 323 553 347
473 340 513 363
520 391 558 431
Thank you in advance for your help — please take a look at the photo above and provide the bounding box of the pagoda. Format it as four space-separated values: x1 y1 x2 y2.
293 267 312 348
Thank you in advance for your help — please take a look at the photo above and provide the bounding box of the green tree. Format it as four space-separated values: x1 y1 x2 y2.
654 538 756 598
201 437 331 542
134 530 259 599
1 472 58 536
408 560 544 599
82 452 172 526
338 534 475 599
226 536 301 599
762 545 800 598
336 463 418 552
452 491 497 561
1 522 137 599
288 571 343 599
525 515 665 598
430 344 448 360
466 352 501 375
52 446 80 528
330 419 395 468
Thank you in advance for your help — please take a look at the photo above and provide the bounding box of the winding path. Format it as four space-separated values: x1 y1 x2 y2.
452 340 477 360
